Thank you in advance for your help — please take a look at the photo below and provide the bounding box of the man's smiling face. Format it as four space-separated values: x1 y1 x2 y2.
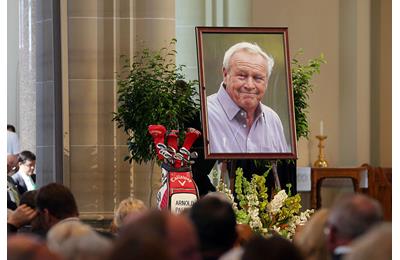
223 50 268 114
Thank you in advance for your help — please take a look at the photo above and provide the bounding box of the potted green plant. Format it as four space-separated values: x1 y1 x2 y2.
113 39 200 164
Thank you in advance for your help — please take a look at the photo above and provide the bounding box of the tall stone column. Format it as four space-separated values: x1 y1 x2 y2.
18 0 37 153
176 0 206 81
225 0 251 26
339 0 371 165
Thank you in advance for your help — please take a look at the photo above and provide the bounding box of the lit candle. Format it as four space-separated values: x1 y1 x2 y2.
320 120 324 136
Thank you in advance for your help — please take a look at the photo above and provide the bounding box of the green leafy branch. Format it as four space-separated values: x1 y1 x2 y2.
292 50 327 140
113 39 200 164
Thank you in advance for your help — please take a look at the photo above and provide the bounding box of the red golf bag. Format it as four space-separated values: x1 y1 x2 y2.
149 125 201 213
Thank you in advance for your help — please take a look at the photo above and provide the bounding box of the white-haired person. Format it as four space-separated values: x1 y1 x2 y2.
110 197 148 233
47 221 112 260
207 42 288 153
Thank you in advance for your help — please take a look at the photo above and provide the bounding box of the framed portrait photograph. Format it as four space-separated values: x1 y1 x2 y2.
195 27 297 159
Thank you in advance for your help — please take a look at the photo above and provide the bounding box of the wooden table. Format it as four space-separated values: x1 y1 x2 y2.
310 167 367 209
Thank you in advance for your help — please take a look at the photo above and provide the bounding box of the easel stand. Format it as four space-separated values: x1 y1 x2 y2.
271 160 281 190
226 159 282 192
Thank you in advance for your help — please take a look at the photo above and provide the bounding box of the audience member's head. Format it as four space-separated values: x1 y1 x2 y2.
108 210 171 260
218 223 254 260
111 197 147 232
7 124 16 132
47 221 112 260
166 213 202 260
17 190 42 234
344 222 391 260
35 183 79 232
203 191 233 204
325 193 383 256
242 235 304 260
8 234 61 260
109 209 201 260
7 154 19 175
189 196 237 260
20 190 38 209
17 150 36 176
235 223 254 246
294 208 330 260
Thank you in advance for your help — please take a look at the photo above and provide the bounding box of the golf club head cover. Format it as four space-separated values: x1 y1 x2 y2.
182 128 201 153
148 124 167 160
167 130 179 152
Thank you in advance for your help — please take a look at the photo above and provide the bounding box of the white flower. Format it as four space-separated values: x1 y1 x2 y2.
272 225 281 233
267 190 288 214
217 170 314 240
297 209 314 225
247 193 259 206
249 213 263 230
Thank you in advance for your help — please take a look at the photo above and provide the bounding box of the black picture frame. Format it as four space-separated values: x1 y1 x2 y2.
196 26 297 159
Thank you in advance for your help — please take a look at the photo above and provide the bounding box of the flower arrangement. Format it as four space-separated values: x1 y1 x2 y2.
217 167 313 239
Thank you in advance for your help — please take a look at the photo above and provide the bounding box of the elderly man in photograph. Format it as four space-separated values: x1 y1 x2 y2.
207 42 288 153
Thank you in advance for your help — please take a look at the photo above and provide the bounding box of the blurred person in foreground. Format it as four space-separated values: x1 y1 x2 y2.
242 235 304 260
110 197 147 234
325 193 383 260
8 233 61 260
293 208 330 260
35 183 80 235
13 190 45 235
343 222 391 260
189 196 237 260
108 209 201 260
47 221 112 260
7 203 38 235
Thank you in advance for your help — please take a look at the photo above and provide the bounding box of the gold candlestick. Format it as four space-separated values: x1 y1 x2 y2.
314 135 328 167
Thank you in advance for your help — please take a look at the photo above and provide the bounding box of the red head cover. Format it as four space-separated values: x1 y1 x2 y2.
148 125 167 160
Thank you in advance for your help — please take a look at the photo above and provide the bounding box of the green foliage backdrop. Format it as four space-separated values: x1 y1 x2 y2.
113 40 199 164
292 50 326 140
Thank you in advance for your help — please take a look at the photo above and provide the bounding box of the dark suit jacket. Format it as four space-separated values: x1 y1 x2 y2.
11 171 36 195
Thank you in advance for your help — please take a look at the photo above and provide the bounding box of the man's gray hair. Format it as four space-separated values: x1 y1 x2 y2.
327 193 383 240
222 42 274 79
47 221 112 260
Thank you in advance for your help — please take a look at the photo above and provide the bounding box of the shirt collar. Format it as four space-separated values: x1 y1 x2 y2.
216 83 263 121
18 170 30 180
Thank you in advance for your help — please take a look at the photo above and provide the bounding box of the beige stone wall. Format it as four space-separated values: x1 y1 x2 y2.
63 0 175 218
252 0 391 167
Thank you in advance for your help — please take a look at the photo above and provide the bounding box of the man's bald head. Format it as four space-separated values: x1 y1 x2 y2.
326 193 383 252
166 214 201 260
